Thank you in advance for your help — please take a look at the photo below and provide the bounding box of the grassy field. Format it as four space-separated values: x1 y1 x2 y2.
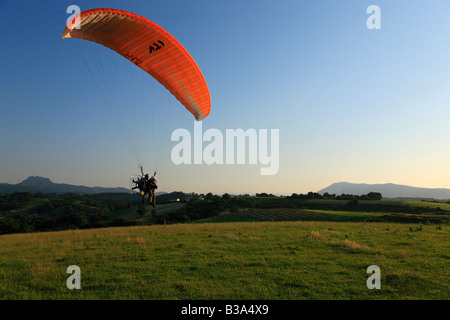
201 207 450 224
107 202 186 223
0 220 448 300
217 208 382 222
402 200 450 210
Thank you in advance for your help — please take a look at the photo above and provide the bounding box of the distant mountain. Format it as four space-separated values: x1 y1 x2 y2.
0 176 131 194
318 182 450 200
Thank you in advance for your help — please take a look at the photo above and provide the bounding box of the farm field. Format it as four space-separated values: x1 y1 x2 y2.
217 208 380 222
0 220 448 300
199 206 450 224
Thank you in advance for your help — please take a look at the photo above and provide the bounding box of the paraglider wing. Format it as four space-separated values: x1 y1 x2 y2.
62 8 210 120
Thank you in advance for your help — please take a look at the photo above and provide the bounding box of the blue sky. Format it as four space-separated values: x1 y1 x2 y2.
1 0 450 195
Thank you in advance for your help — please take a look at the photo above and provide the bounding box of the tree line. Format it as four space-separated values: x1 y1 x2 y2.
154 193 256 224
153 191 384 225
287 191 383 201
0 192 141 235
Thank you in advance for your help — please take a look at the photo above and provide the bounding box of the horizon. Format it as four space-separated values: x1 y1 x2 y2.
1 1 450 194
4 175 450 198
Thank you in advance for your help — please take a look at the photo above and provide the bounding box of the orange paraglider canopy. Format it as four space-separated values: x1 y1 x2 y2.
62 8 210 120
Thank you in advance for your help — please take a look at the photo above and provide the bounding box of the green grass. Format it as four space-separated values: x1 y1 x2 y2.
308 209 383 221
107 202 185 223
195 215 265 223
402 201 450 210
214 207 447 224
0 221 448 299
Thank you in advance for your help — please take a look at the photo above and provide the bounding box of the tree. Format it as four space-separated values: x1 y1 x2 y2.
222 193 231 201
256 193 270 197
137 205 146 217
367 192 382 200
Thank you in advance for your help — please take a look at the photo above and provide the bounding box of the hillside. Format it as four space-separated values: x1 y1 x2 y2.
319 182 450 200
0 176 131 194
0 191 190 235
2 191 449 236
0 221 447 300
